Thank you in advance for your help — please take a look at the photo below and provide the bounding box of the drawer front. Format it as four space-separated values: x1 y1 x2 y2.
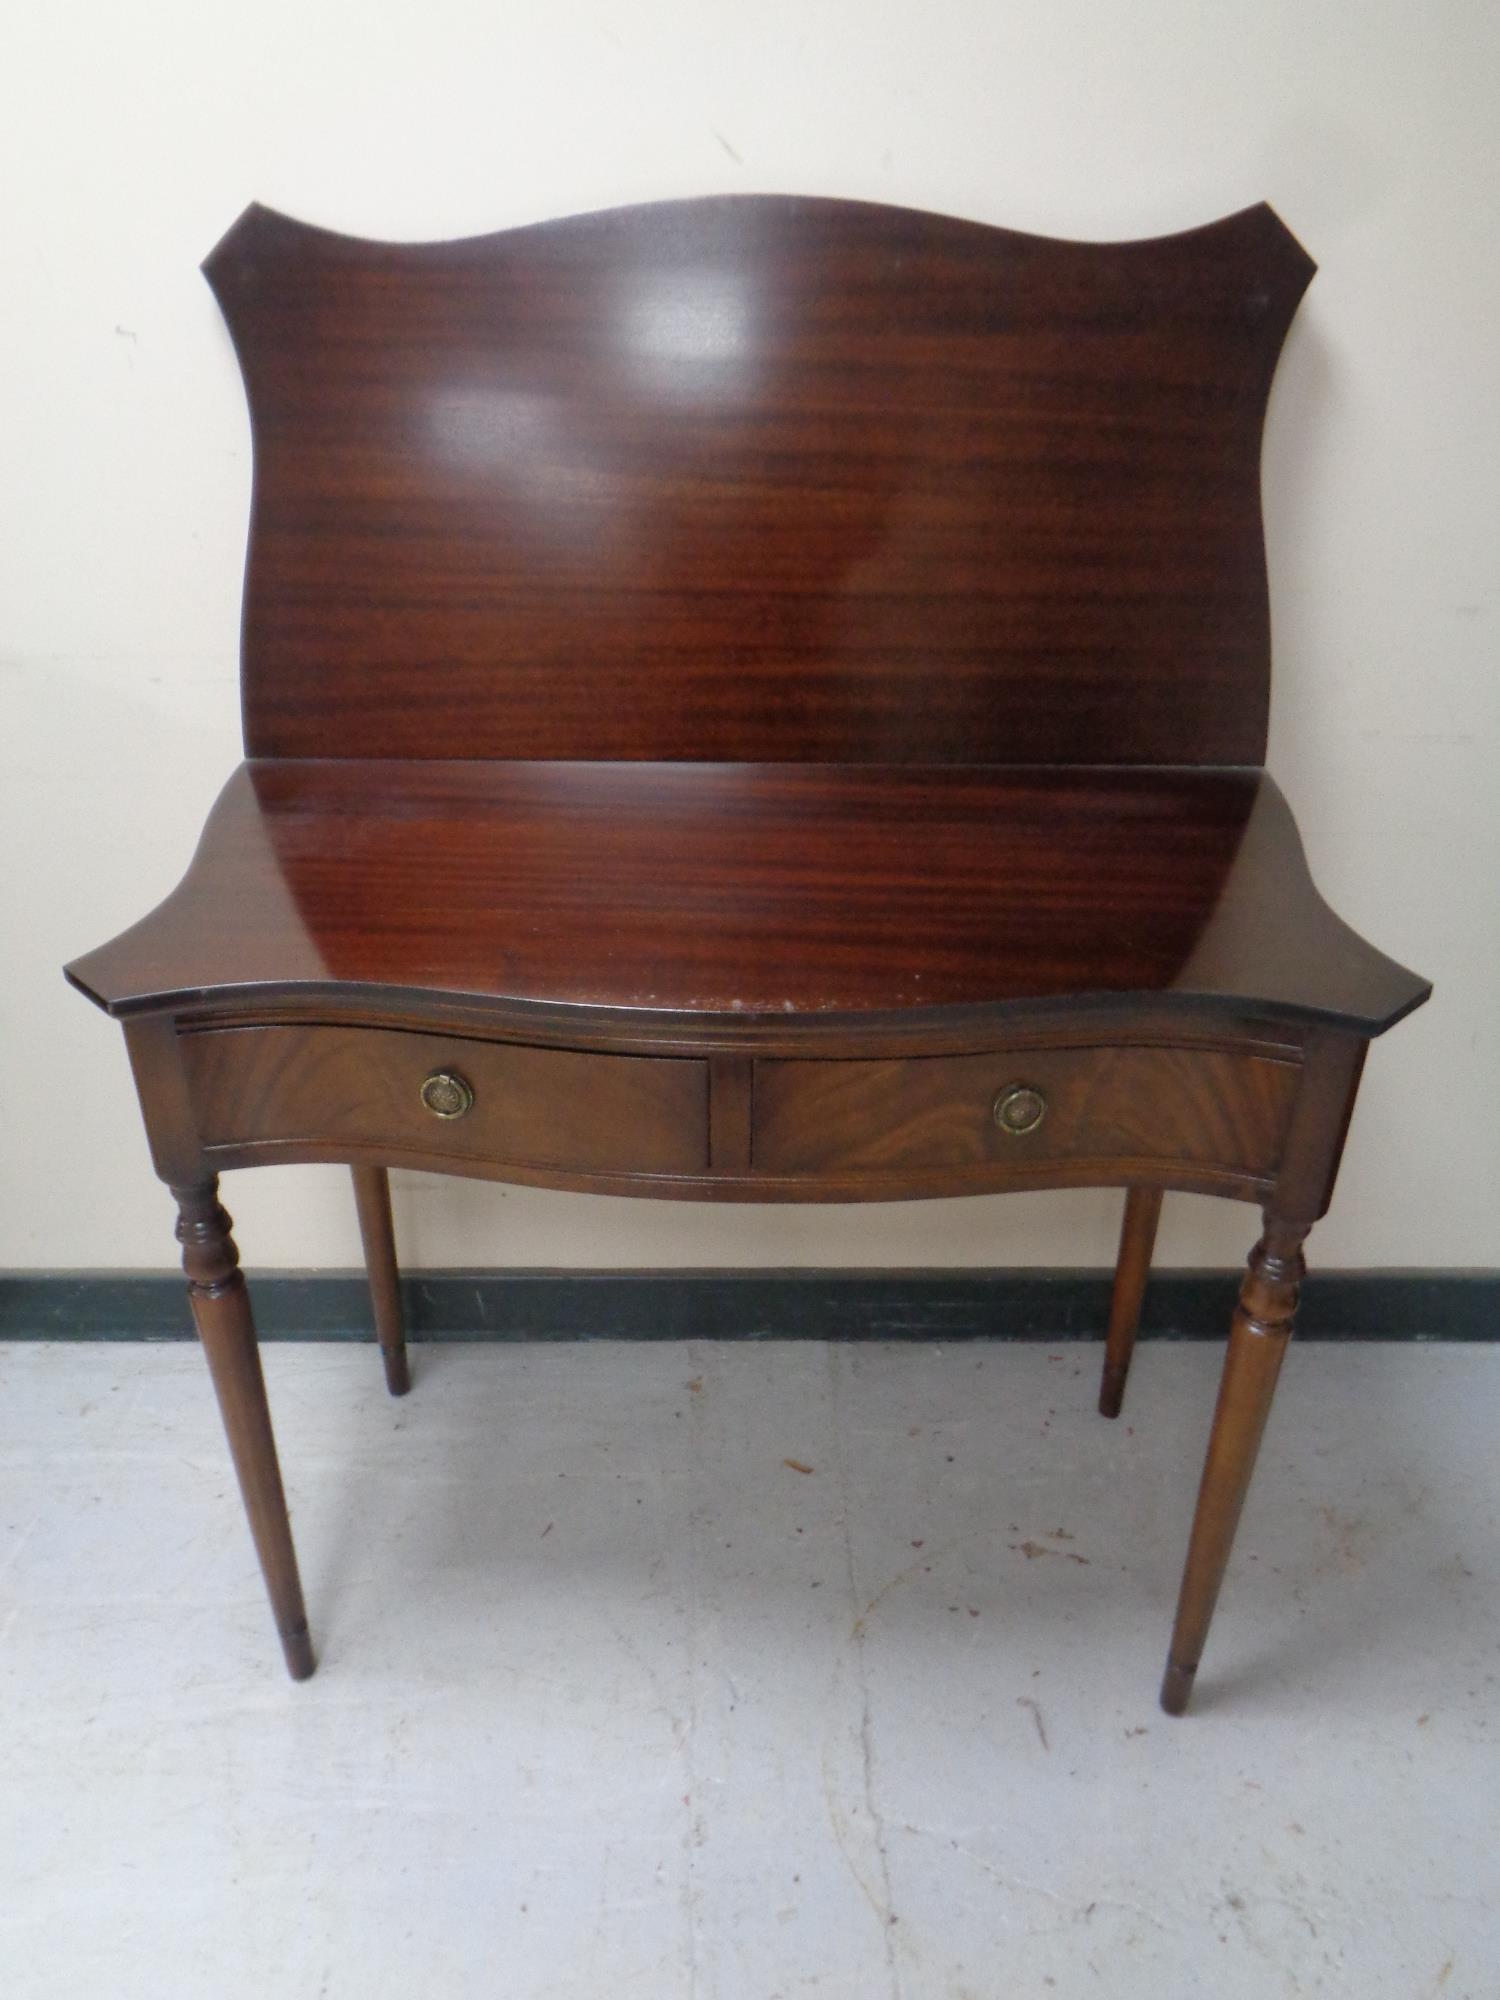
753 1045 1299 1181
183 1025 709 1177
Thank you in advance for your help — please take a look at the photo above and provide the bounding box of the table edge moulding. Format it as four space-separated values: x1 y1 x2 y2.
65 193 1431 1715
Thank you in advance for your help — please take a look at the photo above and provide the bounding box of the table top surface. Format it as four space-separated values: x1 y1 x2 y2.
67 199 1428 1051
208 196 1312 769
66 759 1428 1040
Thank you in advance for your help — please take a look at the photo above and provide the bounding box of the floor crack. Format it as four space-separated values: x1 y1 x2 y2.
828 1345 904 2000
682 1337 703 2000
893 1821 1175 1936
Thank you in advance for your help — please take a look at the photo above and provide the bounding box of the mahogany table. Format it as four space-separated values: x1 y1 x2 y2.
66 195 1429 1713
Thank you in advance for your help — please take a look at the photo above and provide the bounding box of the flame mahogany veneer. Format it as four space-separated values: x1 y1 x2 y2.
67 196 1429 1712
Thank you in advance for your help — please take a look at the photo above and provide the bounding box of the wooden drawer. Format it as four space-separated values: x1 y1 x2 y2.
182 1024 709 1177
752 1044 1299 1182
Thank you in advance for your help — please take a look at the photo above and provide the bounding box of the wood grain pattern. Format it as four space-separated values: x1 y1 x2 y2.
173 1180 314 1679
188 1141 1281 1207
66 761 1430 1039
203 197 1312 766
181 1023 709 1177
752 1045 1299 1182
708 1055 754 1172
350 1164 410 1395
1158 1029 1366 1711
62 194 1435 1707
1100 1185 1163 1418
1160 1210 1306 1714
172 1019 1300 1202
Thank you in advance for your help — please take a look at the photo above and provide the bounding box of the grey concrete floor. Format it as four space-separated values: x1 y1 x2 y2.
1 1338 1495 1998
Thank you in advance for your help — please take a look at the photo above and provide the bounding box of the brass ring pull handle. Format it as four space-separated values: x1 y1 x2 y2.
993 1083 1046 1136
419 1069 475 1120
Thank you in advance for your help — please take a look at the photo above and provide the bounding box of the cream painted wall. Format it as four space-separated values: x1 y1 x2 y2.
2 1 1496 1273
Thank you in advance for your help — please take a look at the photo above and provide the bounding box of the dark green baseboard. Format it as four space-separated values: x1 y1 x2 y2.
0 1269 1494 1343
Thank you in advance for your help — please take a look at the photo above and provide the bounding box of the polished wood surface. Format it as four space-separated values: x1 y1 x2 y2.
174 1011 1302 1205
65 194 1431 1709
183 1021 709 1175
1161 1211 1305 1714
1160 1024 1366 1711
173 1181 314 1680
205 197 1311 767
175 1032 1310 1208
753 1044 1297 1182
1099 1186 1163 1417
66 760 1428 1038
351 1165 410 1396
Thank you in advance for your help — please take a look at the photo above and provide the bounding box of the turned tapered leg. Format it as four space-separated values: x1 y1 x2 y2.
1099 1185 1162 1418
1160 1213 1308 1716
351 1165 410 1396
173 1181 315 1681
